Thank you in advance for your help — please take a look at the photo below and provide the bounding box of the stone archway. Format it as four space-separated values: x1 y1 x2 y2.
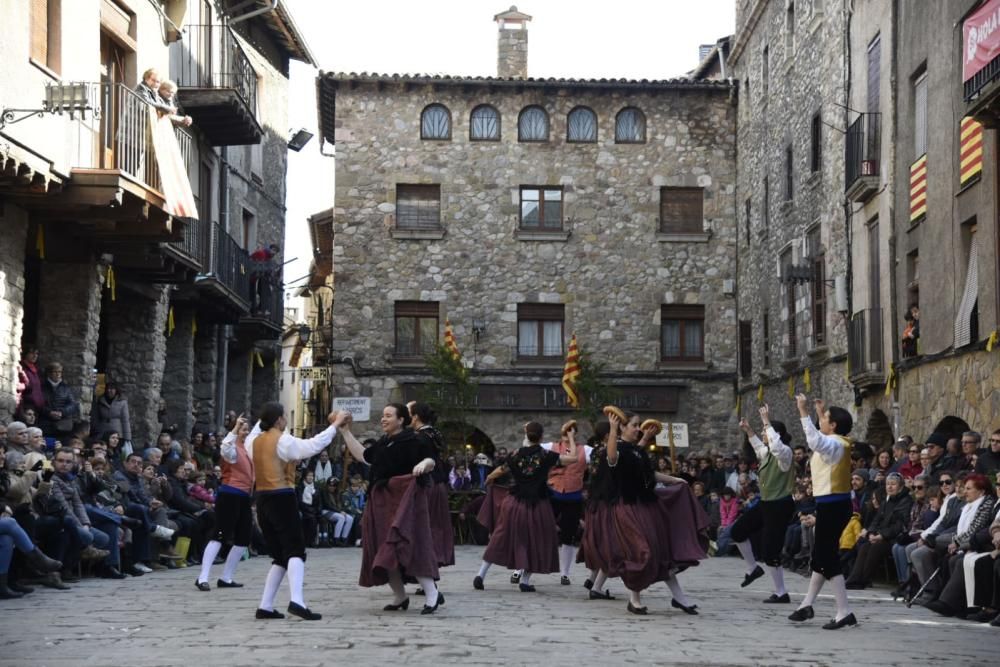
438 421 495 457
932 415 970 440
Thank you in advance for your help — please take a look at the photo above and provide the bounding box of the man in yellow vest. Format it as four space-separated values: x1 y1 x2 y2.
247 402 349 621
788 394 857 630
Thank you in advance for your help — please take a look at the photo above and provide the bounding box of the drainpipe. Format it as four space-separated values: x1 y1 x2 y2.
229 0 278 25
215 145 231 421
843 0 856 404
888 0 901 436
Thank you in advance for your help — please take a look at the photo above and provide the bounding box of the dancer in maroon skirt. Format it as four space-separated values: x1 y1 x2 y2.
340 404 443 614
583 408 708 615
473 421 580 592
408 402 455 569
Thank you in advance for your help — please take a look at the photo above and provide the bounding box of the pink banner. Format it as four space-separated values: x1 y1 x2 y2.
964 0 1000 82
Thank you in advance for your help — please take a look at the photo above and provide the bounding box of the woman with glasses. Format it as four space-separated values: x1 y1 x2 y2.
891 477 938 598
899 445 924 479
906 474 965 602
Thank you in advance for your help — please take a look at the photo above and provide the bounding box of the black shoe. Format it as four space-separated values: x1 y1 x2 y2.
626 602 648 615
125 566 145 577
60 570 81 583
560 576 571 586
8 580 35 594
383 598 410 611
217 579 244 588
421 597 442 615
589 588 615 600
40 573 70 590
415 588 425 595
255 608 285 619
195 580 211 592
741 565 765 588
473 576 484 590
788 605 814 622
924 600 955 617
583 578 594 590
510 572 521 584
437 592 445 607
519 583 536 592
287 602 322 620
763 593 791 604
671 599 699 615
991 613 1000 627
845 580 867 590
161 559 179 570
821 613 858 630
969 609 997 623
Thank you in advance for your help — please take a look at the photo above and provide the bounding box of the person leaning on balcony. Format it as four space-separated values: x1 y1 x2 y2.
157 80 193 127
135 68 178 115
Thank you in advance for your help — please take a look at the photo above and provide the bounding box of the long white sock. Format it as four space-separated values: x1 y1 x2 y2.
767 564 787 596
220 546 245 584
259 564 286 611
665 574 692 607
735 540 757 574
287 557 306 607
830 574 852 620
593 570 608 592
197 540 222 584
521 572 532 585
387 568 406 604
800 571 824 608
477 560 492 578
560 545 576 577
629 588 642 607
416 576 438 607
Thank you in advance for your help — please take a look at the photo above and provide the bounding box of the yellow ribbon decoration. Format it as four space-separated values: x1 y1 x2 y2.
845 357 850 381
987 330 998 352
884 363 896 397
803 367 812 392
735 394 742 416
167 307 175 336
36 224 45 259
757 384 764 402
787 376 795 398
106 265 117 302
254 350 264 368
192 316 198 337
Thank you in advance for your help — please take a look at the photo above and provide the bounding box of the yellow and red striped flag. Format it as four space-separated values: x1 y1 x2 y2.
910 154 927 222
960 117 983 185
444 319 461 361
562 333 581 408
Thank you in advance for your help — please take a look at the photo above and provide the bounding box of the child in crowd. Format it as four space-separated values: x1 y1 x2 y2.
188 472 215 507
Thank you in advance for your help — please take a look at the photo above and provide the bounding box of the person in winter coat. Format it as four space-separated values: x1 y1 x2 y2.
844 474 914 589
16 347 45 415
39 363 79 437
90 383 132 450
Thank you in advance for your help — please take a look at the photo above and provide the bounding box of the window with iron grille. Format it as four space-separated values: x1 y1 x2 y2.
808 226 826 345
661 305 705 361
781 248 797 357
784 144 793 200
520 186 563 230
394 301 439 357
420 104 451 140
762 45 769 98
739 320 753 378
517 303 564 359
567 106 597 143
763 310 771 367
615 107 646 143
810 113 822 172
763 175 770 234
470 104 500 141
518 106 549 142
396 184 441 230
659 187 703 234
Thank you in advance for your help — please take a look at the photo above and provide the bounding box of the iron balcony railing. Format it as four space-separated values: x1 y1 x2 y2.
965 53 1000 101
197 222 250 303
248 269 284 329
845 112 881 192
848 308 884 378
174 24 258 114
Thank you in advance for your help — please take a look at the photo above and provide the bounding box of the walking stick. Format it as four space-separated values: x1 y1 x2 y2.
905 564 941 608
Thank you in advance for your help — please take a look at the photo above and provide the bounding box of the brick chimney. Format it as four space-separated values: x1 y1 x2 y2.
494 6 532 79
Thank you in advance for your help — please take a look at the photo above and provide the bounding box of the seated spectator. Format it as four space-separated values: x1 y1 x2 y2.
0 506 62 598
959 432 982 472
188 472 215 507
726 458 757 493
4 422 29 470
845 473 913 589
888 438 910 474
908 473 965 601
899 443 924 479
317 477 353 547
871 449 894 484
341 475 366 547
39 363 79 438
705 490 721 541
975 429 1000 478
955 502 1000 625
48 447 113 579
165 460 214 565
891 477 938 597
313 449 335 485
783 484 816 571
450 464 472 491
297 469 319 548
714 486 740 556
469 453 492 489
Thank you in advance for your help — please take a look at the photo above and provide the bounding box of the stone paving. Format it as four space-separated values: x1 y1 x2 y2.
1 546 996 666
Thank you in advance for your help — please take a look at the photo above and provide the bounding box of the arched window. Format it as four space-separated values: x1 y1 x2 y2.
615 107 646 143
518 106 549 142
470 104 500 141
566 106 597 143
421 104 451 140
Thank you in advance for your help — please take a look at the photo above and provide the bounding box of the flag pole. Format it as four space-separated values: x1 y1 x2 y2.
667 422 677 473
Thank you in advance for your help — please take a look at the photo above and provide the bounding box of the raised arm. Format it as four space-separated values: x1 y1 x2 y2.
220 415 247 464
276 411 348 462
796 394 845 464
654 471 685 485
606 416 621 466
557 429 579 466
758 405 792 471
340 420 367 463
741 417 767 461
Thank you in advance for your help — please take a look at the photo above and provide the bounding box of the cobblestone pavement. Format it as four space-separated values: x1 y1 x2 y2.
1 546 996 666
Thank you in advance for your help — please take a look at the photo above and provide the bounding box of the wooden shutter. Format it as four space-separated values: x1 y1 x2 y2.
914 73 928 157
660 187 704 233
517 303 564 320
395 301 439 318
867 35 881 115
31 0 48 64
739 321 753 378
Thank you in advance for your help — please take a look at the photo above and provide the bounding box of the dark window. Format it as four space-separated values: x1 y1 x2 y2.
394 301 439 357
520 186 563 230
784 144 793 200
786 2 795 53
659 187 703 234
517 303 564 358
763 175 770 234
810 113 822 172
739 321 753 378
420 104 451 140
396 184 441 230
781 248 796 357
762 45 769 97
763 310 771 367
914 68 928 157
661 305 705 361
518 106 549 142
809 226 826 345
868 217 880 310
470 104 500 141
744 198 751 245
567 106 597 142
614 107 646 143
867 35 881 115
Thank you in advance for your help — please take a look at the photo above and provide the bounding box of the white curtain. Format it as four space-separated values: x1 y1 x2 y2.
518 321 538 356
954 233 978 348
542 321 562 356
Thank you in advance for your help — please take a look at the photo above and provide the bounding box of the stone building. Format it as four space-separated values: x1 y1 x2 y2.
314 8 739 450
0 0 310 445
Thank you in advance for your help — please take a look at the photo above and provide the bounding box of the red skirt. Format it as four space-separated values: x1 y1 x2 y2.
482 494 559 574
475 484 510 533
359 475 440 587
429 482 455 567
654 483 711 570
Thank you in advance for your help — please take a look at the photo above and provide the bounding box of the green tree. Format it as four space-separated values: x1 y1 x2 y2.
420 344 479 449
571 348 620 433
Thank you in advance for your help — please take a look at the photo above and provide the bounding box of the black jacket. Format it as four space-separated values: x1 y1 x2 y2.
867 487 913 541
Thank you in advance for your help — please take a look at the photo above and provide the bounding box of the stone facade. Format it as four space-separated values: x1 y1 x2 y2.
161 306 196 438
321 66 738 447
0 206 28 419
192 324 219 431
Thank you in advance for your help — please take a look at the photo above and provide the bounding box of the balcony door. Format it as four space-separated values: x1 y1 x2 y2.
99 32 127 169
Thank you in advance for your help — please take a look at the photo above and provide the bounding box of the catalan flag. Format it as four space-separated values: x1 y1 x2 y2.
444 319 461 361
960 117 983 185
562 333 581 408
910 154 927 222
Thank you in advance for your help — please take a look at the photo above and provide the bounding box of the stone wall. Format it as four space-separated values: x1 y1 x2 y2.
899 349 1000 440
193 325 219 432
36 262 103 420
161 305 196 438
104 286 170 446
497 28 528 78
226 348 252 417
0 204 28 419
328 76 738 447
250 350 278 415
